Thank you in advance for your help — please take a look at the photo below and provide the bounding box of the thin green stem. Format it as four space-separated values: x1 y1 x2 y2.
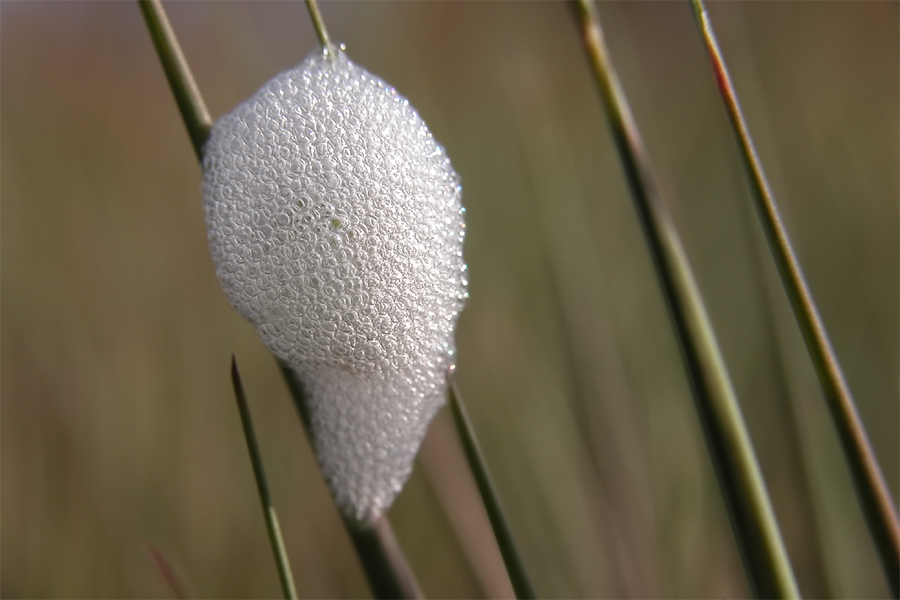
277 361 424 600
570 1 799 597
137 0 212 160
448 380 537 600
304 0 336 55
231 357 299 600
345 516 426 600
690 2 900 595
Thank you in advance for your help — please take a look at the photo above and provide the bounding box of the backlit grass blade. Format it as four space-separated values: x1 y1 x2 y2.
345 517 426 600
449 380 538 600
137 0 211 159
690 3 900 595
138 3 424 597
230 357 299 600
570 1 799 597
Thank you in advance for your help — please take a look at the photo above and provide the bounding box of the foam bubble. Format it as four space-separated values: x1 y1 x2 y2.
202 48 467 523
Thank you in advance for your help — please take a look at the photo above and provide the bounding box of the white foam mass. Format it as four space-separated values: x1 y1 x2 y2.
202 48 467 523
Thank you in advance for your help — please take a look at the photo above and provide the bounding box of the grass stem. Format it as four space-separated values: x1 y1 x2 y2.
449 380 538 600
137 0 212 160
690 3 899 594
571 1 799 597
231 357 299 600
277 361 424 599
346 517 426 600
304 0 336 56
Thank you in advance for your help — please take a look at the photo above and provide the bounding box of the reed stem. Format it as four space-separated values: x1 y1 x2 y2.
137 0 211 160
304 0 336 56
231 357 299 600
277 361 424 599
346 516 426 600
690 3 899 594
449 380 538 599
570 1 799 597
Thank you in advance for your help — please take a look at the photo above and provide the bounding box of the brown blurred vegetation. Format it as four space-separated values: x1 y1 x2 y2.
2 2 897 598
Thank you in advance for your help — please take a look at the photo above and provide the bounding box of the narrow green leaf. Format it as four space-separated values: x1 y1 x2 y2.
137 0 211 160
304 0 336 56
570 1 799 597
690 3 900 594
231 357 299 600
146 543 193 599
449 380 538 600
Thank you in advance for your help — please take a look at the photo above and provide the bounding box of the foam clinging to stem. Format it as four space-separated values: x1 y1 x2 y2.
202 48 467 523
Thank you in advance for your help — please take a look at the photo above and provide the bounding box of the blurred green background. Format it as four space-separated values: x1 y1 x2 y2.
2 2 897 598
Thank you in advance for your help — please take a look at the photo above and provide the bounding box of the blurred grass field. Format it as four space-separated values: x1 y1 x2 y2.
2 2 897 598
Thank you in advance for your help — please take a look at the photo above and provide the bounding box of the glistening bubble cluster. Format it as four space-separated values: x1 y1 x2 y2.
202 48 467 523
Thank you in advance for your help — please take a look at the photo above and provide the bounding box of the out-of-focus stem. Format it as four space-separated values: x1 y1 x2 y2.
449 381 538 599
571 1 799 597
690 3 899 595
231 358 299 600
137 0 212 159
305 0 336 56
